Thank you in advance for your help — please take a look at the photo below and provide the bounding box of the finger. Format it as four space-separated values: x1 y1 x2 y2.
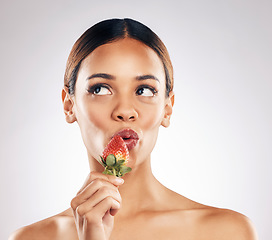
109 208 119 216
79 179 119 202
75 186 122 217
77 171 124 194
84 197 121 224
71 179 120 210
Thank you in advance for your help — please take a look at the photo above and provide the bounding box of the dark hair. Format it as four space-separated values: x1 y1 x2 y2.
64 18 173 97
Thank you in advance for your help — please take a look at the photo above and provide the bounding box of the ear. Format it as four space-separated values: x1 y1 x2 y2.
62 86 77 123
161 91 175 128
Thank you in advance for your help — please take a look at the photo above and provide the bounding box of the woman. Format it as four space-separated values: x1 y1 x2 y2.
10 18 257 240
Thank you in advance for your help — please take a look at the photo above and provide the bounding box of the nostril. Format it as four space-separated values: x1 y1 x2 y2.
115 114 136 121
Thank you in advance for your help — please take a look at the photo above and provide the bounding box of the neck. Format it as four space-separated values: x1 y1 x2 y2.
116 158 167 217
88 154 168 217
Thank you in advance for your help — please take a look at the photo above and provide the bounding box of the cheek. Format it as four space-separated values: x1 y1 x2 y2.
74 98 111 156
140 102 164 130
130 103 164 162
75 95 111 129
86 107 108 130
77 102 105 130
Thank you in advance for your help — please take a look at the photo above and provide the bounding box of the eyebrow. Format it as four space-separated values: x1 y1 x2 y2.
86 73 115 81
136 75 160 82
86 73 160 82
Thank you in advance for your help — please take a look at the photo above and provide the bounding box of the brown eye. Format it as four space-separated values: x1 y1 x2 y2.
136 86 157 96
88 84 111 95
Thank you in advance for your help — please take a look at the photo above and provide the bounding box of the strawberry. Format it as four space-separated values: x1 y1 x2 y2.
102 135 129 163
99 135 132 177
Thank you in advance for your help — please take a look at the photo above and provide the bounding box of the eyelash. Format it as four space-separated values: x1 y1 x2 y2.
87 83 111 95
136 85 158 96
87 83 158 96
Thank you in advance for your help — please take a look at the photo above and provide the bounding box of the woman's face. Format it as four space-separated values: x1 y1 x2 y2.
67 38 173 168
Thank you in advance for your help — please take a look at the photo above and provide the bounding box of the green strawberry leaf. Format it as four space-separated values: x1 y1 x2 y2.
106 154 116 166
99 156 107 167
103 169 114 175
116 160 125 166
101 157 132 177
100 156 106 165
120 166 132 175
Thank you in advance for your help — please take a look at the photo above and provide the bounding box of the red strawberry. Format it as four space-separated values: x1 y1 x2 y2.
99 135 131 177
102 135 129 163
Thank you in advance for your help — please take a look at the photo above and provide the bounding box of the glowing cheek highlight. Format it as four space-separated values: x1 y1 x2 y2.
140 105 164 130
75 104 111 158
84 106 108 130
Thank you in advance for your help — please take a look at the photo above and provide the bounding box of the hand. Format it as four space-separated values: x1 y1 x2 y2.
71 171 124 240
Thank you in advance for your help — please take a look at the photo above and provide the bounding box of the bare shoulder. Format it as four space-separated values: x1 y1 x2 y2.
184 204 258 240
199 207 258 240
8 217 59 240
163 191 258 240
9 209 76 240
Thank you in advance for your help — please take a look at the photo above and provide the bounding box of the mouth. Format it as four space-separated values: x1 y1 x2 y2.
113 128 139 150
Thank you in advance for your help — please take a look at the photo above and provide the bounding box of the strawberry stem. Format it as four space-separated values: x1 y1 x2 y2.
99 155 131 177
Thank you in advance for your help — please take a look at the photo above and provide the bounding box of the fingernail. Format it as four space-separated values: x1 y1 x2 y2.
115 178 124 184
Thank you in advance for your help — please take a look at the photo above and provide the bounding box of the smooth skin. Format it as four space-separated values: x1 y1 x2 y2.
9 38 258 240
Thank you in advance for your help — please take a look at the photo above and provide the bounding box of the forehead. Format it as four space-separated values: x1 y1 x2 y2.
78 38 165 80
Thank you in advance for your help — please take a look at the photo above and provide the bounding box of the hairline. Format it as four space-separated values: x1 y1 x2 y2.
67 36 171 98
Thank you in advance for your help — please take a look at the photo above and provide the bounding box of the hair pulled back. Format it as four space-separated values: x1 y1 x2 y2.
64 18 173 96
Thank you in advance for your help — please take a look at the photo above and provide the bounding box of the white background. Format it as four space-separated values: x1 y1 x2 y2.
1 0 271 239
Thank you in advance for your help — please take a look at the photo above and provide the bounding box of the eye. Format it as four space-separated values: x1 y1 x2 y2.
88 84 111 95
136 86 157 97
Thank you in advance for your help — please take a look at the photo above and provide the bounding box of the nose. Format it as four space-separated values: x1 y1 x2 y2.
112 99 138 122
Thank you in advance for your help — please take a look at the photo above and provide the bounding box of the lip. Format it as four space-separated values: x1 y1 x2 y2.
113 128 139 150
